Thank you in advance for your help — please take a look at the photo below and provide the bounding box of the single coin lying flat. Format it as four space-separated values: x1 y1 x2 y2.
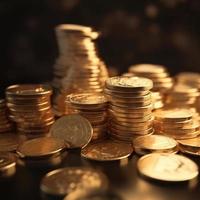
137 153 198 182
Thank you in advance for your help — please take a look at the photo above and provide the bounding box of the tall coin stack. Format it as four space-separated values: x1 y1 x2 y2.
128 64 173 110
68 93 108 141
154 108 200 139
105 76 154 142
0 99 13 133
6 85 54 135
52 24 108 116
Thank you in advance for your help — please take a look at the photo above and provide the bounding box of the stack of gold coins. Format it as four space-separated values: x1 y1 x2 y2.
0 99 13 133
129 64 173 92
176 72 200 113
165 84 200 108
6 84 54 135
176 72 200 88
128 64 173 110
105 76 154 142
177 136 200 156
151 91 164 110
154 108 200 139
51 24 108 116
68 93 108 141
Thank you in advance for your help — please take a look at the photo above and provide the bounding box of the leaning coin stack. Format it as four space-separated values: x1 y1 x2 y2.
128 64 173 110
165 84 200 108
105 76 154 142
6 84 54 135
154 108 200 139
0 99 13 133
68 93 108 141
52 24 108 116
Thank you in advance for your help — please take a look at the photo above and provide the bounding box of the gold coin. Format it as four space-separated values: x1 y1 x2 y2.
133 135 178 155
154 109 193 122
6 84 52 97
40 167 108 196
137 153 199 181
129 64 166 74
17 137 67 159
50 114 93 148
106 76 153 91
0 153 16 178
104 88 150 96
81 140 133 161
177 136 200 155
69 93 108 105
177 136 200 148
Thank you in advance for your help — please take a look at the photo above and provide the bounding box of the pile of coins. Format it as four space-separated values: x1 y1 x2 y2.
6 84 54 135
0 99 13 133
68 93 108 141
128 64 173 110
105 76 154 142
154 108 200 139
52 24 108 116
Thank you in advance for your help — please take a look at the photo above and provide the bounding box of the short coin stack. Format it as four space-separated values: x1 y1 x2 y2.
165 84 200 108
52 24 108 116
105 76 154 142
128 64 173 110
68 93 108 141
129 64 173 92
6 84 54 135
176 72 200 113
154 108 200 139
0 99 13 133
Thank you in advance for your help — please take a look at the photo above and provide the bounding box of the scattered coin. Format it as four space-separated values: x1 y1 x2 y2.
40 167 108 196
137 153 199 182
50 114 93 148
81 140 133 161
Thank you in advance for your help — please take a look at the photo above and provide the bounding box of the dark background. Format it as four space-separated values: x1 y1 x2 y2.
1 0 200 96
